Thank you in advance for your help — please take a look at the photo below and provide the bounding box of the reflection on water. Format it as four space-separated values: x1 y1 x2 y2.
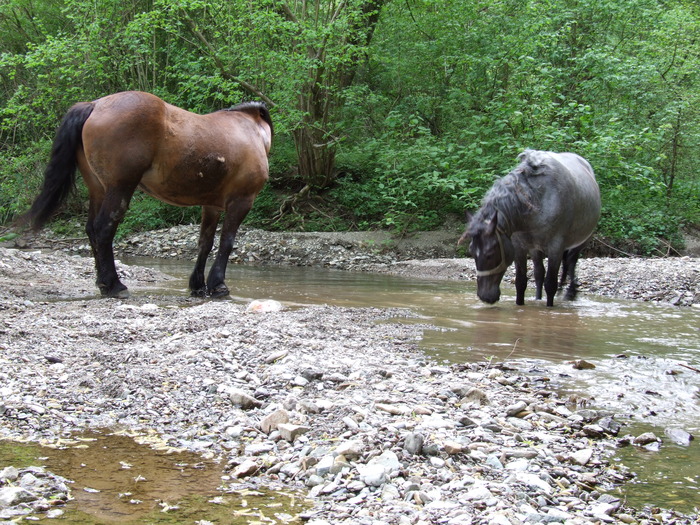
125 258 700 513
0 431 306 524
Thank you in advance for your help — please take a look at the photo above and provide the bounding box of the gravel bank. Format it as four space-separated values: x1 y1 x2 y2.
1 228 699 523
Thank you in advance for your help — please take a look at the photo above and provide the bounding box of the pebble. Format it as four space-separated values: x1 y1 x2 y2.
403 433 424 455
633 432 660 446
570 448 594 466
665 428 694 446
260 408 290 433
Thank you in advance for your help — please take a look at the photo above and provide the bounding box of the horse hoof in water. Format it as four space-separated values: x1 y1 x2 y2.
209 284 230 298
190 288 207 298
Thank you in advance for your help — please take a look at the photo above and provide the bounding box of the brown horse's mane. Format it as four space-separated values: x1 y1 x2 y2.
223 101 274 137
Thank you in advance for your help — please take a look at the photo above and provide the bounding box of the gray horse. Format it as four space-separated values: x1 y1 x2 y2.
460 150 601 307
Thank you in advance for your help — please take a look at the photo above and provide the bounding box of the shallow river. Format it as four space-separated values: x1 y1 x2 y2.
4 258 698 520
137 259 700 513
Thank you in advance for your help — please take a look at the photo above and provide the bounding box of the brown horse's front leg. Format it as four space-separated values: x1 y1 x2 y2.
206 197 254 298
514 253 528 305
190 206 220 297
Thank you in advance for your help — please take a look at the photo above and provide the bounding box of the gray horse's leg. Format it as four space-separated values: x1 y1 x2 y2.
562 246 583 301
559 249 571 288
544 254 564 307
531 250 545 300
514 252 528 305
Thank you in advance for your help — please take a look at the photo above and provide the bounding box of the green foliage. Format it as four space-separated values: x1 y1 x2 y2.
0 0 698 253
0 144 49 223
598 195 687 256
117 193 200 238
242 185 283 229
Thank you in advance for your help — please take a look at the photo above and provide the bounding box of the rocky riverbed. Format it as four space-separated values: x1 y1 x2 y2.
1 227 699 524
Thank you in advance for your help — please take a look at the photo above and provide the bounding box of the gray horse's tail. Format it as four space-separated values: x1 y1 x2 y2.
19 102 94 230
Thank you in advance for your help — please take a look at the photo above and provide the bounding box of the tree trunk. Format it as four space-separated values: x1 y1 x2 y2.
293 125 337 189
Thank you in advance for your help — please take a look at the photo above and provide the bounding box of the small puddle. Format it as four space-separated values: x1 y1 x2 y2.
0 430 307 524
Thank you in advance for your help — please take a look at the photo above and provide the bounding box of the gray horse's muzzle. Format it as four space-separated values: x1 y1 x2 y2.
476 277 502 304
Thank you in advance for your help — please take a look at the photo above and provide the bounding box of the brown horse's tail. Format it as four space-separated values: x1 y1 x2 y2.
21 102 94 230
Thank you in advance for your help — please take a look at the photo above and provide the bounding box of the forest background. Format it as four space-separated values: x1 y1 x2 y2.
1 0 699 255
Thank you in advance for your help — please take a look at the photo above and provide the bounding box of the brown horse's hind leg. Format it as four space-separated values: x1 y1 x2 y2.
206 197 255 298
189 206 221 297
86 188 134 298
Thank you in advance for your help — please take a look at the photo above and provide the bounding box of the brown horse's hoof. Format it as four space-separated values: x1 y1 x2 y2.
100 283 129 299
113 288 130 299
209 284 230 298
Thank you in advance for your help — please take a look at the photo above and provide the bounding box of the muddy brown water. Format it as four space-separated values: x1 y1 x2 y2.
4 258 699 518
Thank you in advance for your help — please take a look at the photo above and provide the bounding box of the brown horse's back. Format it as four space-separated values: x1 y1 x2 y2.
79 91 270 210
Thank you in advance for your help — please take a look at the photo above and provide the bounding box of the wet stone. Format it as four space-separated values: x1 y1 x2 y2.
633 431 660 446
665 427 694 446
597 416 622 436
232 459 259 478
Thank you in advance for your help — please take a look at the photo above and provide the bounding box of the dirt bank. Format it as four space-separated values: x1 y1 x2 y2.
1 230 699 523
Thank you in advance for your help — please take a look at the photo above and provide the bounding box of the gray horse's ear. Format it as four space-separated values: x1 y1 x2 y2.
458 212 474 245
484 211 498 235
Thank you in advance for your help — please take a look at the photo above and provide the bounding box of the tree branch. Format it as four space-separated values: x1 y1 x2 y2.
180 11 276 108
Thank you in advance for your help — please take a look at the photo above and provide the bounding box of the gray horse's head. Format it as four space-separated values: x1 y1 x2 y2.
461 210 514 304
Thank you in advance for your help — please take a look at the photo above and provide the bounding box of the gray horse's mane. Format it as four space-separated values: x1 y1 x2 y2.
468 150 550 235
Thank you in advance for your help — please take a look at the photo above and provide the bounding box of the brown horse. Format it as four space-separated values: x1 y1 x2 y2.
22 91 273 298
